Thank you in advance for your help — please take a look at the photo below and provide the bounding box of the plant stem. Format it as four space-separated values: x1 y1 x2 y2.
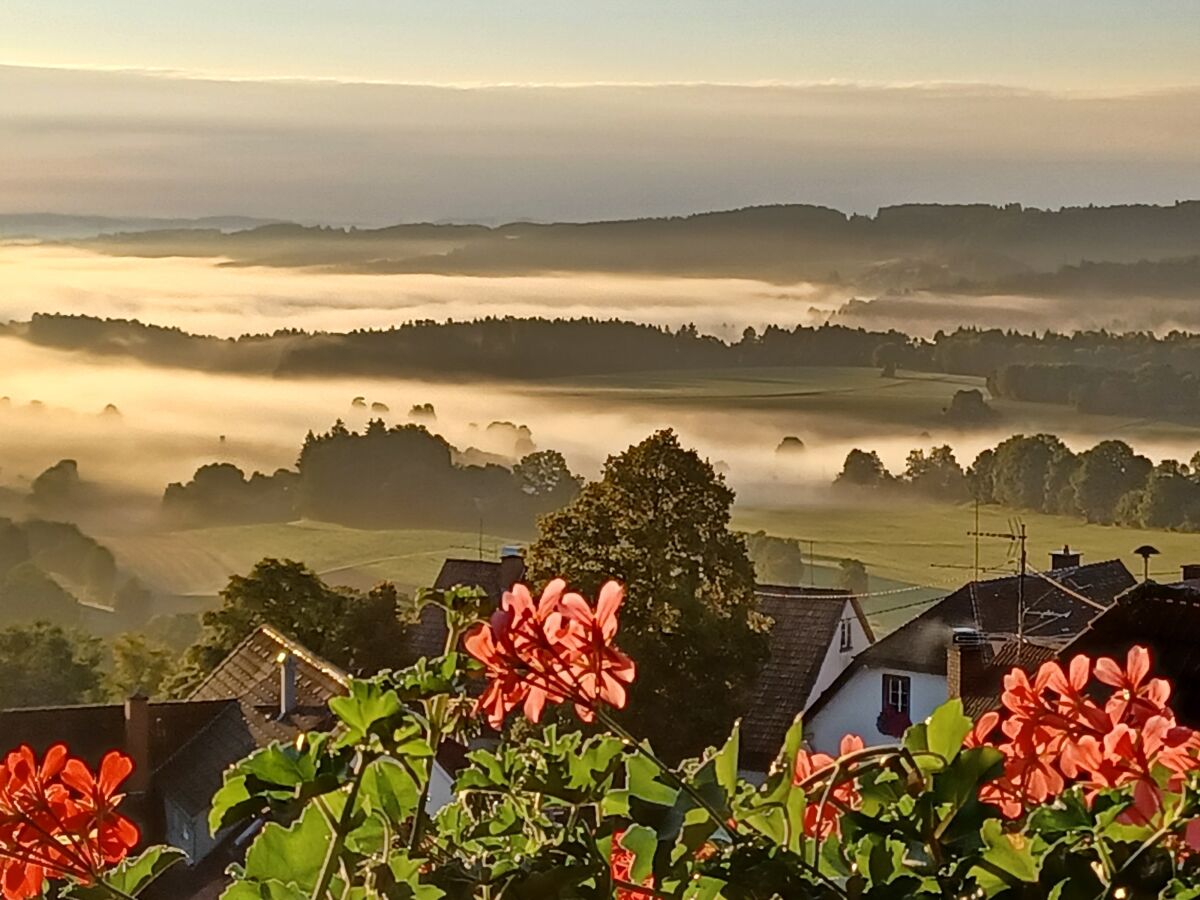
311 752 370 900
594 708 735 840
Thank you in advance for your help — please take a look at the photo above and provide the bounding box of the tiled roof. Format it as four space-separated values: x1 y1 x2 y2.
412 556 526 663
960 641 1059 720
804 560 1133 723
1063 579 1200 727
854 560 1132 675
158 626 350 817
741 586 849 769
433 559 505 598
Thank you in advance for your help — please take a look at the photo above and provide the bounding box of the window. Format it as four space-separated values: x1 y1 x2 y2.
839 618 852 652
882 673 911 717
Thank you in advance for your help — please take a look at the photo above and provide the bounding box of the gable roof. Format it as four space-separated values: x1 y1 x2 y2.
433 558 507 598
411 556 528 662
157 626 350 817
804 559 1133 723
740 585 852 769
1063 579 1200 727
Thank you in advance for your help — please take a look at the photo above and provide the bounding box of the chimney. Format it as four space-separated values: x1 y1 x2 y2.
946 628 991 700
1050 545 1081 570
1183 564 1200 582
498 546 525 593
123 693 151 795
278 652 297 719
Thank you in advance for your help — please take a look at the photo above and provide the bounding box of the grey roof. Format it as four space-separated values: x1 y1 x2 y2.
741 586 850 769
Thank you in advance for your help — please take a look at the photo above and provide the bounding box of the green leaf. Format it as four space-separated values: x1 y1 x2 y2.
974 818 1040 886
329 678 404 746
683 876 728 899
359 756 422 823
925 699 972 766
620 824 659 884
713 721 740 800
63 847 186 898
209 774 256 836
240 804 333 891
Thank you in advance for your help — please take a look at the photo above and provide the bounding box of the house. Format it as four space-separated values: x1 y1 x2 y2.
405 547 526 660
800 554 1134 752
0 624 455 898
740 585 875 774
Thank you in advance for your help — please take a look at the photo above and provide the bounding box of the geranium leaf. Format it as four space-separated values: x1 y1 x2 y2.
64 847 186 898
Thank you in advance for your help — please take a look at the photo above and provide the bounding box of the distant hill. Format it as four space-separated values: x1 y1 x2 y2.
0 213 284 240
68 202 1200 286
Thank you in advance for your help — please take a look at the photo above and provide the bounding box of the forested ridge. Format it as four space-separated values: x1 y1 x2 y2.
16 314 1200 420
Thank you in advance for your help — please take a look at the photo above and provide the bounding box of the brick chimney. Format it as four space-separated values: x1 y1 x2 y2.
1050 545 1081 570
123 693 151 795
279 653 298 719
946 628 991 700
498 546 525 593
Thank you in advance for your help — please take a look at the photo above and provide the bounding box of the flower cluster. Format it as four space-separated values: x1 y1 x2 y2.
792 734 865 837
980 646 1200 822
463 579 636 729
0 745 139 899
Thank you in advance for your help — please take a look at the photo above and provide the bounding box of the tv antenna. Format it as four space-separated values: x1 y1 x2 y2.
968 518 1028 658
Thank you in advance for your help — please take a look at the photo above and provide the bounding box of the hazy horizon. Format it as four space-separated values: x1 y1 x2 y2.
3 65 1198 225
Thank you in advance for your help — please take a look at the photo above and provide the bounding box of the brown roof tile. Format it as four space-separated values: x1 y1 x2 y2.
741 586 849 769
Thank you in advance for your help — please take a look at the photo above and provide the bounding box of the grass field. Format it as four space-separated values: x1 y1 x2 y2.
735 498 1197 594
102 520 516 602
543 366 1200 447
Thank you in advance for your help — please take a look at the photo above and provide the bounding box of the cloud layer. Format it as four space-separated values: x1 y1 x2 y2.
2 66 1197 224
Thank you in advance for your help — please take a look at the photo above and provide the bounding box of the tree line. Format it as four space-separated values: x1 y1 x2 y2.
21 314 1200 418
164 420 583 533
837 433 1200 531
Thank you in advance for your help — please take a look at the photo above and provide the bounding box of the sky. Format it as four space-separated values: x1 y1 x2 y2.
1 2 1197 222
4 1 1199 90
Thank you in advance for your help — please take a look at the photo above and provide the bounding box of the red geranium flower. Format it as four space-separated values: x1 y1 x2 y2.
610 829 655 900
0 745 139 899
791 735 865 838
463 579 636 728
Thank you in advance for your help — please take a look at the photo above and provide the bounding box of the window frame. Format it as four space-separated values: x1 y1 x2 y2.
881 672 911 716
838 617 853 652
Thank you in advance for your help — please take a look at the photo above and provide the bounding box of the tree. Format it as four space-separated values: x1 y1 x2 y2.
170 558 411 695
872 343 902 378
513 449 583 501
527 429 767 760
903 445 968 500
0 562 79 626
838 558 869 595
0 622 103 708
743 531 805 585
835 449 894 488
107 632 173 699
1070 440 1153 524
985 434 1077 512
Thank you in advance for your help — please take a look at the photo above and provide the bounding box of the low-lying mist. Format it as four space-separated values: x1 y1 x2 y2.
0 245 845 340
7 335 1200 530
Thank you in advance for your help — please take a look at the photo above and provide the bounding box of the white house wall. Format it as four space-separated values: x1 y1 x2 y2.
804 667 947 754
804 600 871 710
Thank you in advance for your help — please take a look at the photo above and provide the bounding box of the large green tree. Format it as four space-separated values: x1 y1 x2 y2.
1070 439 1153 524
170 559 410 695
0 622 103 708
527 429 768 760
